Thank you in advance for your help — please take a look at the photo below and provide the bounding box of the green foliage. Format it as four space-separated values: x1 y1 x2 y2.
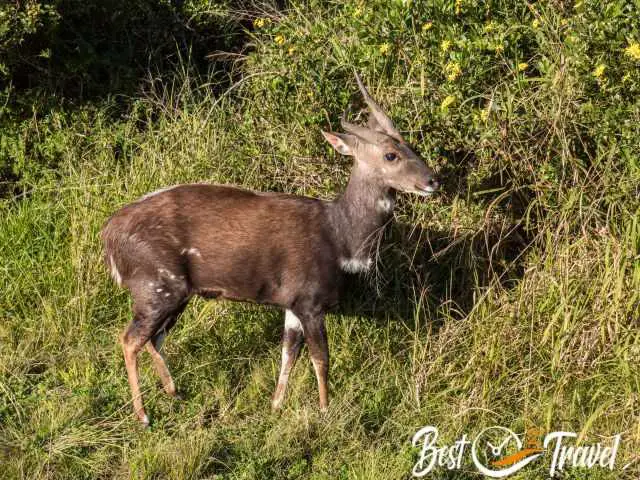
0 0 239 186
1 0 639 478
0 0 60 78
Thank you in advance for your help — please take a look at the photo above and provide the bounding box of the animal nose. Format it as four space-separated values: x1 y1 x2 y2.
427 176 440 191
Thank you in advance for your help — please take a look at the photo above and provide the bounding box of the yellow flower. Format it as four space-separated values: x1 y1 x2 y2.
517 62 528 72
379 43 390 54
592 64 606 78
253 18 265 28
495 44 504 54
484 22 496 33
440 95 456 110
440 40 451 52
532 18 541 29
288 46 296 55
624 43 640 61
422 21 433 32
353 6 363 17
445 61 462 81
622 73 631 83
480 108 489 122
274 34 285 45
560 19 568 26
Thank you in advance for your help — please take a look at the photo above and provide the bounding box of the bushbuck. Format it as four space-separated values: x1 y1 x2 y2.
102 73 440 426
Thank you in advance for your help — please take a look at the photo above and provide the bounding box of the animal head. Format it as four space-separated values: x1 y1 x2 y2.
322 73 439 196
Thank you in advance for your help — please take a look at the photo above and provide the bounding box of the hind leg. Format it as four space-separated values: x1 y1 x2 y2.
146 305 185 398
122 272 189 426
121 315 157 426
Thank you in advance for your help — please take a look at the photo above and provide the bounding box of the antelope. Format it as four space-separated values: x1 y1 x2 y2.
102 73 440 426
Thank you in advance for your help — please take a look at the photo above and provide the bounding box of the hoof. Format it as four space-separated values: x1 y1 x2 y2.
139 413 150 428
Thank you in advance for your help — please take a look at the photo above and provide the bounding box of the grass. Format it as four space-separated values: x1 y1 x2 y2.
1 1 639 478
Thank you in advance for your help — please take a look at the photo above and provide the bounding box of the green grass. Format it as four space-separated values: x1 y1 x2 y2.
1 1 639 478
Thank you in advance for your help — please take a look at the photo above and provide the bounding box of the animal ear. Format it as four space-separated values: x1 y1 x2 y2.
321 131 356 156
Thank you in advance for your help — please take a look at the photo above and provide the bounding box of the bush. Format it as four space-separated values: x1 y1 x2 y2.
0 0 242 189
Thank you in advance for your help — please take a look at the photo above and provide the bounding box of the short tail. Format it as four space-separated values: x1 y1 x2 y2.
101 219 123 287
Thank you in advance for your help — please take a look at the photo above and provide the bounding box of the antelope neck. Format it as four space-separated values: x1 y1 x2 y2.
329 163 394 263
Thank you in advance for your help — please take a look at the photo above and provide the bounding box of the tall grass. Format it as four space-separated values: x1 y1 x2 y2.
1 1 639 478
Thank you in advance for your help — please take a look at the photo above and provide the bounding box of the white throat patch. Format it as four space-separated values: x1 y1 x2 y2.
376 197 395 214
340 257 373 274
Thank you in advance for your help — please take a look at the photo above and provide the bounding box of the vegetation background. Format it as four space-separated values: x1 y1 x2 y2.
1 0 639 478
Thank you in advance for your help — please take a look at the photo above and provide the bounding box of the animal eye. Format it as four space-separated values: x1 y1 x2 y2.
384 152 397 162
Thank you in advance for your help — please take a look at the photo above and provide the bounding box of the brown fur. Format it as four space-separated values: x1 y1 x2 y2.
103 184 342 312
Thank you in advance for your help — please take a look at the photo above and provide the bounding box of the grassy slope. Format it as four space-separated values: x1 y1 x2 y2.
1 1 639 478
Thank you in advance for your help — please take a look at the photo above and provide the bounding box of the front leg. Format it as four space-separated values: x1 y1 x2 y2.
302 315 329 411
272 310 304 410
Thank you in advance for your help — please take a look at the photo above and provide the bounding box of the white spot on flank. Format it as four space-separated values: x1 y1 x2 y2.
109 255 122 286
164 292 171 297
156 288 163 293
141 414 149 426
167 233 180 245
340 257 373 274
158 268 177 280
376 197 395 214
284 310 303 333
